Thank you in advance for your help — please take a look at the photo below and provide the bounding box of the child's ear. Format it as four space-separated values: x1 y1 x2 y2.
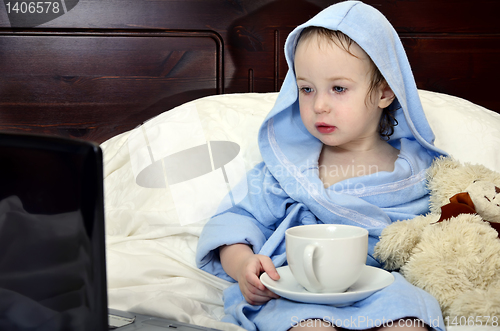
378 84 395 109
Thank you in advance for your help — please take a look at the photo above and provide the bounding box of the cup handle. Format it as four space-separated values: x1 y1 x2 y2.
303 244 322 291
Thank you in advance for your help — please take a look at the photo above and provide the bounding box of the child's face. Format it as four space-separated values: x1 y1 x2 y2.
295 35 391 151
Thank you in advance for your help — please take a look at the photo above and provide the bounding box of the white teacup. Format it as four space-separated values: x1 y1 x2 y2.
285 224 368 293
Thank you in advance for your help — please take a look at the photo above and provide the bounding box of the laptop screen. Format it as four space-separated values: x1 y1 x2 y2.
0 133 108 331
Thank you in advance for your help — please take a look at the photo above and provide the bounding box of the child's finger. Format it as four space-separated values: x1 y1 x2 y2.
260 257 280 281
245 290 274 306
248 272 267 291
249 272 278 299
251 282 280 301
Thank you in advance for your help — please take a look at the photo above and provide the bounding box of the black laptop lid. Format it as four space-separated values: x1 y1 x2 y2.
0 133 107 331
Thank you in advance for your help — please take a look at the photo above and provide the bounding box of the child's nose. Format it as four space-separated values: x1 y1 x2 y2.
313 94 331 114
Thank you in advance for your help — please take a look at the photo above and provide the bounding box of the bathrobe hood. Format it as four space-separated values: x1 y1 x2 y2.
258 0 444 196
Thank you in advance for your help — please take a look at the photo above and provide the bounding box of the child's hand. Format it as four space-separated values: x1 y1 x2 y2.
219 244 280 305
236 254 281 305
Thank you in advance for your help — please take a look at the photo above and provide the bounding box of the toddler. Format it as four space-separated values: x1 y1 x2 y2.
197 1 445 330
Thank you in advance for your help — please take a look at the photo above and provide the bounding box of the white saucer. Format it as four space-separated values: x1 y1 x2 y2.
260 265 394 306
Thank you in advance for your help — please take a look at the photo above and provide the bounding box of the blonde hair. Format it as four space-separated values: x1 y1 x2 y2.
297 26 397 140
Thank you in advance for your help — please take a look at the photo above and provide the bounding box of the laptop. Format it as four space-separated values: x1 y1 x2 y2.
0 132 221 331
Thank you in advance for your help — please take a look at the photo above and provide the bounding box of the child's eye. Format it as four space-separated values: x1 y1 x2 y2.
300 87 313 94
333 86 346 93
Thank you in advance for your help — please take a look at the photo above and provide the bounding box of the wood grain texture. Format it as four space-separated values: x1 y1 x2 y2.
0 0 498 142
401 34 500 113
0 30 222 141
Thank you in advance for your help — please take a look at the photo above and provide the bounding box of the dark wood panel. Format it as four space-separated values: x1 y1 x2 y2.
0 30 222 142
362 0 500 34
224 0 323 93
402 35 500 112
3 0 497 93
2 0 498 33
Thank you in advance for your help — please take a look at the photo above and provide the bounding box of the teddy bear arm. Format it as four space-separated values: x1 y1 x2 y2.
374 214 437 271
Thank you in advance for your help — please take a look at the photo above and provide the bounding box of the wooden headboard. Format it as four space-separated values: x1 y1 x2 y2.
1 0 499 143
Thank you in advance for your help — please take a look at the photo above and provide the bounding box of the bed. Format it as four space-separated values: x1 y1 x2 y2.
1 0 499 330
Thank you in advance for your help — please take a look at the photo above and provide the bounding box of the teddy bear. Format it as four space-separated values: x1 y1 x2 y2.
374 156 500 326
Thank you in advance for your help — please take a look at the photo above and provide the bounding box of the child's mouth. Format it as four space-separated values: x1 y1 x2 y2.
315 123 336 134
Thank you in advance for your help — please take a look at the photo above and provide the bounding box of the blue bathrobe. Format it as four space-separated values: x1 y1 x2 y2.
197 2 446 330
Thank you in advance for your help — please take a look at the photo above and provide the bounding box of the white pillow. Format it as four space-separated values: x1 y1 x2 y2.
101 93 276 238
419 90 500 172
101 90 500 234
